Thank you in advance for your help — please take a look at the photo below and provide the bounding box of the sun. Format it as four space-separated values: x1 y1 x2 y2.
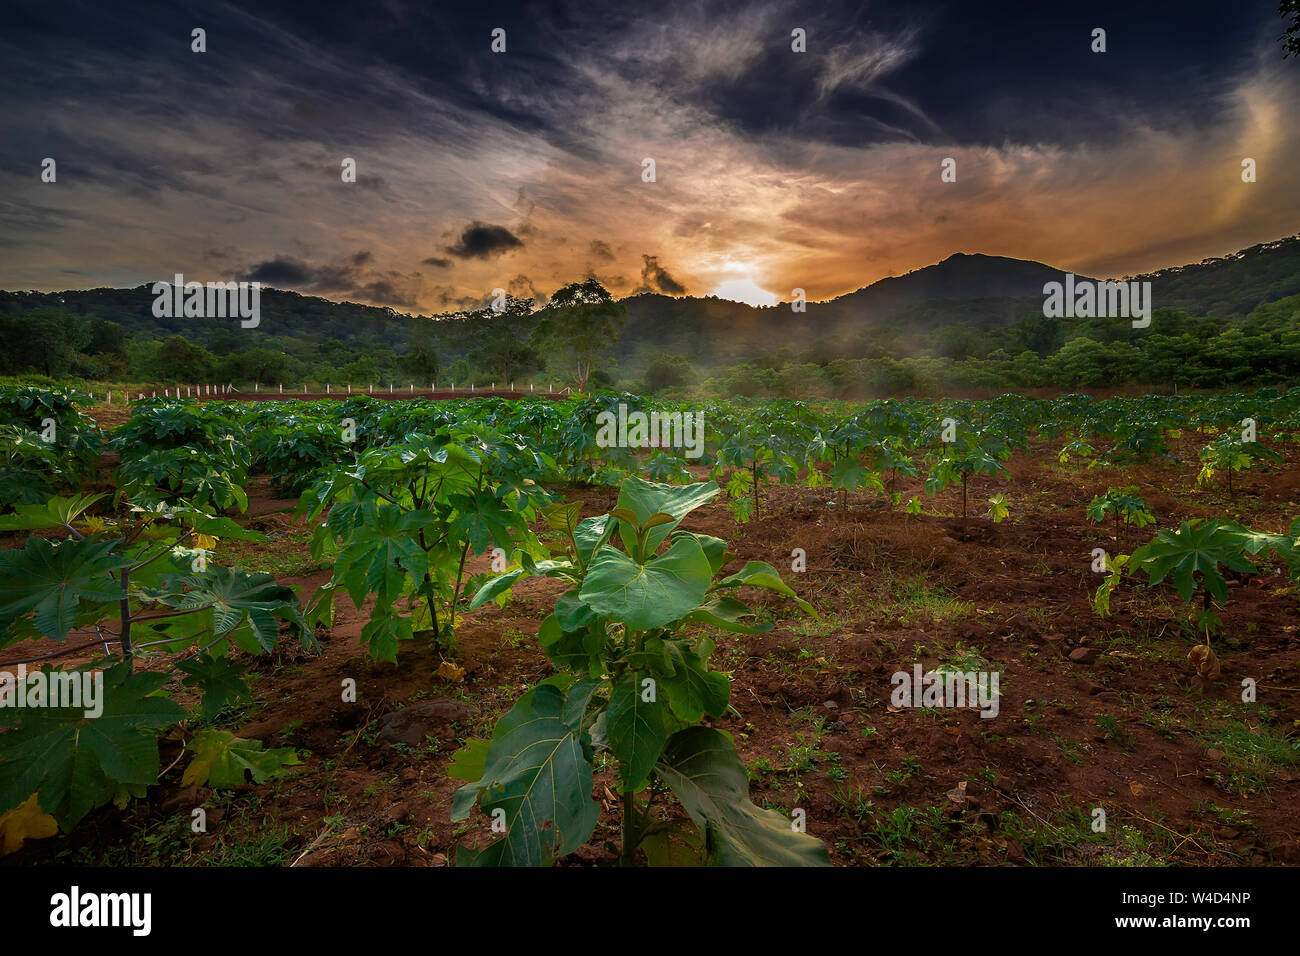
711 277 778 307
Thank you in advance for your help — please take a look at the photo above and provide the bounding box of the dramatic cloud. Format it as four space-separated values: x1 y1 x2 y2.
0 1 1296 310
445 223 525 260
637 255 687 295
242 252 422 307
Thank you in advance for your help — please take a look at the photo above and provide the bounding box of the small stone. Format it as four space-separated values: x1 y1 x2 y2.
1068 647 1099 664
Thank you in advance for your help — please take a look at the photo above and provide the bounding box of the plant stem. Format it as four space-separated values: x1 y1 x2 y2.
119 568 133 672
620 788 638 866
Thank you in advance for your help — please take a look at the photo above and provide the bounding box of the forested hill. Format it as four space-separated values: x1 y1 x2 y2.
1 233 1297 386
4 234 1299 350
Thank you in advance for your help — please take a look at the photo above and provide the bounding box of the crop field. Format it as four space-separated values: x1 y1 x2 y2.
2 384 1298 868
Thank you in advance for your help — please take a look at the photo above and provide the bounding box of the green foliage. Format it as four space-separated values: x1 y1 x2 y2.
529 278 626 393
1086 487 1156 541
181 730 300 788
0 494 309 836
299 429 548 658
1196 431 1281 499
1097 519 1300 643
112 400 251 512
0 387 102 506
925 435 1009 518
453 476 827 866
0 664 184 829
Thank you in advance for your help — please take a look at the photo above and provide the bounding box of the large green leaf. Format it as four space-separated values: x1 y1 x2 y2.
451 683 600 866
0 537 128 642
176 654 251 718
0 664 184 829
716 560 816 616
614 477 719 555
606 672 668 788
181 730 300 788
0 493 107 531
144 565 308 653
657 638 729 724
580 535 713 630
573 514 616 568
332 501 429 609
655 727 831 867
1130 519 1257 602
468 568 525 610
682 595 774 634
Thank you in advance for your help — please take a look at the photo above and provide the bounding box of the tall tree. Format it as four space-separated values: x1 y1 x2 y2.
470 296 538 384
530 279 626 393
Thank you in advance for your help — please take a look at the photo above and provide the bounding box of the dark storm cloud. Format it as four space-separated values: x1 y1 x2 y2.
243 257 315 286
0 0 1295 303
637 255 687 295
445 222 524 260
241 251 420 307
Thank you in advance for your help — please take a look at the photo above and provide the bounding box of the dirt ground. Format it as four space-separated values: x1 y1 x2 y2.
4 431 1299 867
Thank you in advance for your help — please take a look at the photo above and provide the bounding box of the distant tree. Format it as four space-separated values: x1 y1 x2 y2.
642 349 695 392
400 316 441 382
150 335 216 382
448 358 472 386
86 319 126 358
470 296 539 384
1281 1 1300 56
1012 314 1062 356
342 355 381 384
530 279 625 393
218 346 290 384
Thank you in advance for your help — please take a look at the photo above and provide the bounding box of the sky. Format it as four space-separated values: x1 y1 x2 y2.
1 0 1297 313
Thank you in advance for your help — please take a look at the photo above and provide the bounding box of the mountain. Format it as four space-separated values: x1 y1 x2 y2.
825 252 1078 314
613 235 1300 367
1 234 1298 376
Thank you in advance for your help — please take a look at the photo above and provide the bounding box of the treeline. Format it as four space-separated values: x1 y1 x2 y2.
656 294 1300 397
2 285 1299 399
0 279 624 392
